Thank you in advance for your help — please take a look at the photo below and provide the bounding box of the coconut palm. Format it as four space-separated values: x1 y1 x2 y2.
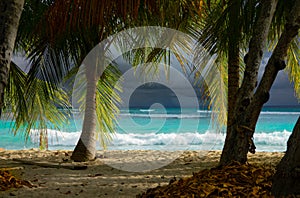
0 0 24 115
4 60 70 149
12 0 227 161
0 0 72 150
14 0 298 165
0 0 65 149
198 0 299 165
15 0 134 160
16 0 205 161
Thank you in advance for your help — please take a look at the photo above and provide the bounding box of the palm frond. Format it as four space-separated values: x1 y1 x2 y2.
193 48 228 129
15 78 70 141
96 65 122 148
285 38 300 100
3 62 27 122
4 61 71 148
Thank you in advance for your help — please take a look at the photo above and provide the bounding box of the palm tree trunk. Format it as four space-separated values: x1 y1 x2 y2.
220 0 278 165
39 129 48 150
71 64 98 162
227 0 241 152
271 117 300 197
227 0 241 127
245 0 300 137
0 0 24 114
220 0 300 165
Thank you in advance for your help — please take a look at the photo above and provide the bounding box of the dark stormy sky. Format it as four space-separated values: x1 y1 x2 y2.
13 53 299 108
117 56 299 108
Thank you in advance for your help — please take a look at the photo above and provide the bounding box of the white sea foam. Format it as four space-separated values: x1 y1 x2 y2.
253 130 291 146
197 110 212 113
196 109 300 115
260 111 300 115
139 109 155 112
30 129 80 146
119 113 209 119
29 129 292 151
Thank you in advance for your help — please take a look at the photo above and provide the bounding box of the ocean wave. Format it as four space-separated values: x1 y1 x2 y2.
197 110 212 113
75 109 299 116
197 109 299 115
253 130 291 146
29 129 292 149
139 109 155 112
119 113 209 119
109 132 224 146
260 111 300 115
30 129 80 146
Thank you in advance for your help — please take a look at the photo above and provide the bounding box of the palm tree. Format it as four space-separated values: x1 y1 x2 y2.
19 0 204 161
272 116 300 196
4 0 298 163
199 0 300 165
3 0 200 158
13 0 246 161
19 0 137 161
0 0 62 149
0 0 24 114
4 60 70 150
1 0 73 150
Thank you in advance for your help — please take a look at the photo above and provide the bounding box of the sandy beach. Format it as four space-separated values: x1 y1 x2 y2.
0 149 284 197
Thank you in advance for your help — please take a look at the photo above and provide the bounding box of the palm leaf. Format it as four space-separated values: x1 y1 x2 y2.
3 61 71 148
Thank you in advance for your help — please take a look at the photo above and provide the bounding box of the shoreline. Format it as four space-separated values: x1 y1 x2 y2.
0 150 284 197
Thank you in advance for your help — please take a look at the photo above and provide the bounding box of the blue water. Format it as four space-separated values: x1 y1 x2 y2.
0 106 299 151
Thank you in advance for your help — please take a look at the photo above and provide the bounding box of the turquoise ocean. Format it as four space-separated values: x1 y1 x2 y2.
0 106 299 152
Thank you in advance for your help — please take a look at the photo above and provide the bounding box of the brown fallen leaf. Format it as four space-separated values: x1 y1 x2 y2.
137 162 275 198
0 170 33 191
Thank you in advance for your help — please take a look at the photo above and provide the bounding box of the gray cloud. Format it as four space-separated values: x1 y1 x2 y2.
13 52 299 108
258 53 299 106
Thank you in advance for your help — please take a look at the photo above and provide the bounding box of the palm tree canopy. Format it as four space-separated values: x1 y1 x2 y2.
12 0 208 148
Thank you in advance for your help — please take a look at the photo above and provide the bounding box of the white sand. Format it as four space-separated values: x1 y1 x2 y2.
0 149 284 198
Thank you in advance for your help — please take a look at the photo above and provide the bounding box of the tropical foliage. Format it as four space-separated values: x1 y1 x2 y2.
10 0 210 156
1 0 299 165
4 61 70 149
1 0 300 196
193 0 299 165
198 0 299 125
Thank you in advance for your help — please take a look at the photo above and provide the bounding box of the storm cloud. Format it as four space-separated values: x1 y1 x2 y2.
12 53 299 108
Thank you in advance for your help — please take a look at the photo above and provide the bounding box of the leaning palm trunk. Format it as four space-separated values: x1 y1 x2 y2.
71 64 98 162
0 0 24 114
220 0 300 165
271 116 300 196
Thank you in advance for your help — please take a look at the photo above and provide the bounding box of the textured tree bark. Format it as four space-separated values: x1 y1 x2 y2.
220 0 278 165
71 63 97 162
227 0 241 129
0 0 24 114
226 0 241 166
220 0 300 165
271 117 300 197
247 0 300 133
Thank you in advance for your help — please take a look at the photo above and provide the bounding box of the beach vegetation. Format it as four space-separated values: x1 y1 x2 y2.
19 0 205 161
